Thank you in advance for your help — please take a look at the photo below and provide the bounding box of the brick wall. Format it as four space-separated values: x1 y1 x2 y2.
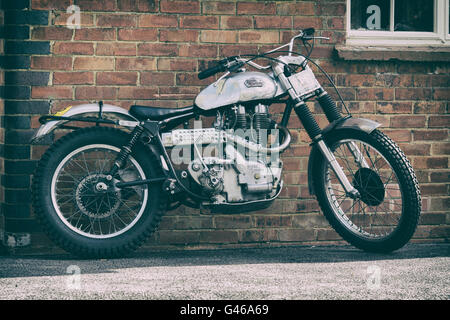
0 0 4 250
1 0 449 253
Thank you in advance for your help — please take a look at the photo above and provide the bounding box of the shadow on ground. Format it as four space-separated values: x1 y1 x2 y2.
0 243 448 279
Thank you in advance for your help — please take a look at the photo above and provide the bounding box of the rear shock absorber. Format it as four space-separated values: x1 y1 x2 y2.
109 125 144 176
317 91 342 123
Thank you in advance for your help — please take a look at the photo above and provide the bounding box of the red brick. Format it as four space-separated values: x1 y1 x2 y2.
433 89 450 100
32 86 72 99
254 16 292 29
429 116 450 128
278 228 316 241
277 2 315 15
158 86 199 100
118 28 158 41
395 88 432 100
376 102 412 114
254 215 292 228
293 16 323 30
202 1 236 15
157 58 197 71
414 157 448 169
74 28 116 41
32 27 73 40
431 74 450 87
421 184 448 196
398 143 430 156
413 102 446 114
53 42 94 55
96 43 137 56
31 56 72 70
96 72 138 85
75 87 116 100
159 230 200 245
237 2 276 15
138 15 178 28
96 14 137 27
117 87 158 99
318 2 346 16
32 0 70 10
413 130 448 141
116 57 157 71
390 115 426 128
179 44 217 57
382 130 412 142
138 43 178 56
140 72 175 86
430 172 450 183
432 143 450 155
356 88 394 101
160 0 200 14
160 30 199 42
52 12 94 27
337 74 376 87
176 73 210 86
327 17 345 30
220 16 253 29
239 30 279 44
214 216 253 229
199 230 238 244
74 57 114 70
53 72 94 85
117 0 158 12
219 44 258 57
180 16 219 29
239 229 278 243
74 0 116 11
201 30 237 43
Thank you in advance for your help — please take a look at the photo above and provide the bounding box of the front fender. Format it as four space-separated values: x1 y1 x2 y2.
31 103 139 144
307 117 381 195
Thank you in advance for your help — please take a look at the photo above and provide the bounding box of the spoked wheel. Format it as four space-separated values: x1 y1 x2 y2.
32 127 166 258
313 129 421 253
52 144 147 239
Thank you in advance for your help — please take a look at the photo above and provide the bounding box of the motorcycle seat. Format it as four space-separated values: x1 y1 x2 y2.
129 105 194 121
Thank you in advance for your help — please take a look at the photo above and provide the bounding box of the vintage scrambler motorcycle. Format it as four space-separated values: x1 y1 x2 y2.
32 28 421 257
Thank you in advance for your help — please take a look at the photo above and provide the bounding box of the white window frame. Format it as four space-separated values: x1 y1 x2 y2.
346 0 450 46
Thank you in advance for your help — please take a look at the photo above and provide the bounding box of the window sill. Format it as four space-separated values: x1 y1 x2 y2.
335 45 450 62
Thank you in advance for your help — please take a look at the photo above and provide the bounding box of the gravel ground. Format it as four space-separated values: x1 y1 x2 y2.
0 243 449 300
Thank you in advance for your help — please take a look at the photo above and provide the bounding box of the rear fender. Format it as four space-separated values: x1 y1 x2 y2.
31 103 139 144
307 117 381 195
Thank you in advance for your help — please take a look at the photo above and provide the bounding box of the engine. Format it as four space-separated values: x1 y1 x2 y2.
161 103 287 205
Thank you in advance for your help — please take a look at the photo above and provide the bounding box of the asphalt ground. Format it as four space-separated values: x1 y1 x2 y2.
0 243 448 300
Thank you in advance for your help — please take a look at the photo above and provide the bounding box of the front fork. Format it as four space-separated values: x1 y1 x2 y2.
274 65 361 198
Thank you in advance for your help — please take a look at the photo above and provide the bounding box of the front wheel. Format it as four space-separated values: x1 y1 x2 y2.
32 127 166 258
312 129 421 253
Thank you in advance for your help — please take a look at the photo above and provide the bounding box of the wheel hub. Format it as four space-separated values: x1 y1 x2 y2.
352 168 385 206
76 174 121 218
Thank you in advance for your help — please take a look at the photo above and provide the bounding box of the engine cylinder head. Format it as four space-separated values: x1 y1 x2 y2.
253 104 270 145
235 105 247 129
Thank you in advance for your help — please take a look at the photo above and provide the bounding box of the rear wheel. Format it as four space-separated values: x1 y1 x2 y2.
32 127 166 258
312 129 421 253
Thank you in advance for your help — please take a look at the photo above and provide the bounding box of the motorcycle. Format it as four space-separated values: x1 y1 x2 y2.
31 28 421 258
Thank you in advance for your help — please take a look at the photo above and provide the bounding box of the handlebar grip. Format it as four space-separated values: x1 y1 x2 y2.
198 63 226 80
303 27 315 36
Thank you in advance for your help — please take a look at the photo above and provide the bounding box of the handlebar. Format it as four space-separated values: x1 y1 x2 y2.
197 28 324 79
198 62 227 80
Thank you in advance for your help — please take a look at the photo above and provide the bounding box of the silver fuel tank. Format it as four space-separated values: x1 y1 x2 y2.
194 72 282 110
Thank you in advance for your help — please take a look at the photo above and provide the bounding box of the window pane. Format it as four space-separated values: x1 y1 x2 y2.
394 0 434 31
351 0 390 31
